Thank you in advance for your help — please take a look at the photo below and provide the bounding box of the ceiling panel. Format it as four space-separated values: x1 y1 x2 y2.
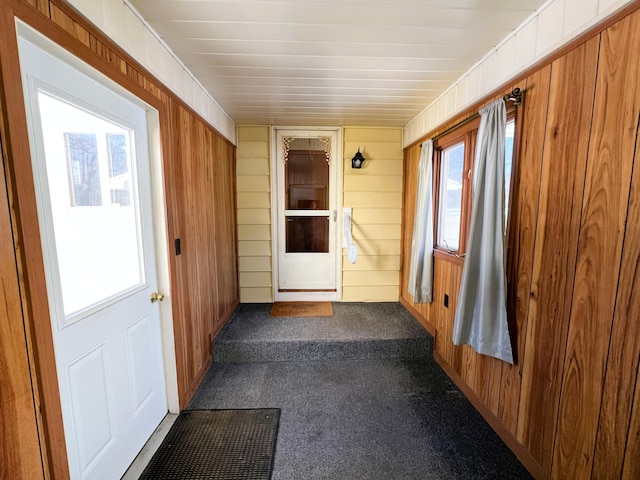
128 0 547 126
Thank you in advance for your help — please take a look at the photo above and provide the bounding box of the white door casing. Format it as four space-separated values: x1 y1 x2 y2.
272 127 342 302
19 36 167 480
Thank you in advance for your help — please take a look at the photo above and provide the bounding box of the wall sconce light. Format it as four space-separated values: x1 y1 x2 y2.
351 148 365 169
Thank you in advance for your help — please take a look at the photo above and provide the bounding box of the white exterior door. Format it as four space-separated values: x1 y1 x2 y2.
19 37 167 479
274 128 340 301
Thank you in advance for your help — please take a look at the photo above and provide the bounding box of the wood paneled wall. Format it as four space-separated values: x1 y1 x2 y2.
0 0 238 477
168 100 239 403
401 6 640 479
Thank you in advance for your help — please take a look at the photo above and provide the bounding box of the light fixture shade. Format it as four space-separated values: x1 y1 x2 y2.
351 148 365 169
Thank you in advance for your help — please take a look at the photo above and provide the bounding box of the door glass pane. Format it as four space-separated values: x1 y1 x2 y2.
286 139 329 210
38 91 144 316
438 142 465 251
286 216 329 253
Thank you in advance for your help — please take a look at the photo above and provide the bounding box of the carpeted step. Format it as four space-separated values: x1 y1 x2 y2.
212 302 433 363
213 337 432 363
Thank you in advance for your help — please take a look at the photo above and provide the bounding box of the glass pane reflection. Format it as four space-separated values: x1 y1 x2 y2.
286 147 329 210
286 216 329 253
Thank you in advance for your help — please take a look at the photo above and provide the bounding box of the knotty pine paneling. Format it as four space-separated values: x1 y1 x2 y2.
401 6 640 479
515 37 599 470
0 0 239 476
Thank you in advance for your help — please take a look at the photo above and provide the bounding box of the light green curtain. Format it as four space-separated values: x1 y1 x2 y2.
408 140 434 304
452 100 513 364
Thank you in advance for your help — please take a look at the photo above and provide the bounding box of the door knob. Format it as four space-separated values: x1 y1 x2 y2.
150 292 165 303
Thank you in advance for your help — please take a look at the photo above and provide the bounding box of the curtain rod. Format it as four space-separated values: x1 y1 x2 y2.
429 87 524 143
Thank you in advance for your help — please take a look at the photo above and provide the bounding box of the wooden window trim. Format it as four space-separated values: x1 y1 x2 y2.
433 116 480 261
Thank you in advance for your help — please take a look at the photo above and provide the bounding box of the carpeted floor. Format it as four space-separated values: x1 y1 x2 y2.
189 303 533 480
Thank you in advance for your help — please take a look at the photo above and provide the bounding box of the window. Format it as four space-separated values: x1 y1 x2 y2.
433 111 517 259
438 141 465 251
65 132 101 207
434 117 479 256
504 118 515 226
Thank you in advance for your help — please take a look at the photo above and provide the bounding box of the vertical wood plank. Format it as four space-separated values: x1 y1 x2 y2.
498 65 552 432
552 11 640 479
0 127 44 480
433 259 450 362
515 37 600 471
88 35 122 74
49 4 89 47
486 358 504 416
214 135 239 325
22 0 50 16
474 353 491 402
622 370 640 479
401 145 418 300
591 90 640 479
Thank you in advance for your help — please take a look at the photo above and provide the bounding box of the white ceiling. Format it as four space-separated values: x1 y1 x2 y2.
128 0 548 127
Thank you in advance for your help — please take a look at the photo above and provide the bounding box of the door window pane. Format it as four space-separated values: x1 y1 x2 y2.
65 133 101 206
286 216 329 253
438 142 465 251
38 91 143 317
286 140 329 210
107 133 131 206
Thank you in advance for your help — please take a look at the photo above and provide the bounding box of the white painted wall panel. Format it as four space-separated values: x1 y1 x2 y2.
564 0 599 36
535 0 565 57
514 18 538 71
102 0 128 46
403 0 634 147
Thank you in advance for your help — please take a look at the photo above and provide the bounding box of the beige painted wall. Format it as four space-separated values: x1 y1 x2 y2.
342 127 403 301
236 126 273 302
236 126 403 303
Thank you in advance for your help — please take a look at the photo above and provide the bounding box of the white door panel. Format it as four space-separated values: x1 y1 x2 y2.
19 36 167 480
282 253 332 289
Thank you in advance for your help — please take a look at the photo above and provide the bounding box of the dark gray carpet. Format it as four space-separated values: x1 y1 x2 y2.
213 303 433 362
190 303 532 479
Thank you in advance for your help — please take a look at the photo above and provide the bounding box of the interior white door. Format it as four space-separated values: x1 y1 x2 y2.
19 37 167 480
274 129 340 300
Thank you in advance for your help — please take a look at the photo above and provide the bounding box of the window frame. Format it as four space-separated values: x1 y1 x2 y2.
433 116 480 259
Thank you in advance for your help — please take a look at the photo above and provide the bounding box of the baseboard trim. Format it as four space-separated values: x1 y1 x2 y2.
433 352 549 480
399 296 436 336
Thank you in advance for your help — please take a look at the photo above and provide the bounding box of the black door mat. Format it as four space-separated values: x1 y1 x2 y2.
139 409 280 480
